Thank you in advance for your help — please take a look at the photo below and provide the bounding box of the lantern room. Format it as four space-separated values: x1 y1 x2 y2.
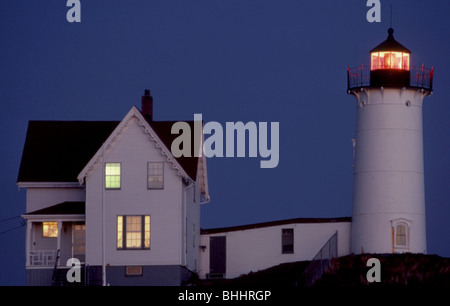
347 28 433 94
369 28 411 87
370 28 410 71
371 51 410 71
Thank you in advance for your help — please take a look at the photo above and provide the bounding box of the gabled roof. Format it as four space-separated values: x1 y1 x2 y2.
17 121 118 183
18 108 200 183
77 106 199 184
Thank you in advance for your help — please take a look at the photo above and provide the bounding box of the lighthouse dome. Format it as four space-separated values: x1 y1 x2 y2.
370 28 410 54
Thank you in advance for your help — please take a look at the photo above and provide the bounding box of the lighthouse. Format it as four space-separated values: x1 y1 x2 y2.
347 28 433 254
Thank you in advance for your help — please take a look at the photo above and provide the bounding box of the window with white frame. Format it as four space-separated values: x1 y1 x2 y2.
105 163 121 189
391 218 411 252
147 162 164 189
117 215 150 250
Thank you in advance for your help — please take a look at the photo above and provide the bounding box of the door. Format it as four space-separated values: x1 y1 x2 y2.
73 224 86 263
209 236 226 276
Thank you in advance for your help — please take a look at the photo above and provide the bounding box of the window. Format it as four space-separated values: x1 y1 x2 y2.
42 222 58 238
395 224 407 247
147 162 164 189
282 228 294 254
73 224 86 262
390 218 412 253
117 215 150 250
105 163 121 189
391 218 411 252
126 266 143 276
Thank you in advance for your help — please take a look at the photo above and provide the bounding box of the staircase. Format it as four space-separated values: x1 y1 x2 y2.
52 267 91 286
52 268 71 286
51 250 84 286
302 231 338 286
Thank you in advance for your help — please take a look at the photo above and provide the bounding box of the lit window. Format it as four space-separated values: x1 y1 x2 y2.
402 53 410 70
117 216 123 249
43 222 58 238
282 228 294 254
147 162 164 189
395 224 407 247
371 51 410 71
105 163 121 189
117 215 150 250
144 216 150 248
126 216 142 248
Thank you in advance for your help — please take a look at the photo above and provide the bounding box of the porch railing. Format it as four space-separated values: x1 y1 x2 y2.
29 250 58 266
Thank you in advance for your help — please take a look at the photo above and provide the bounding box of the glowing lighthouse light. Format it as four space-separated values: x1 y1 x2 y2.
370 28 410 71
371 51 410 70
366 28 414 88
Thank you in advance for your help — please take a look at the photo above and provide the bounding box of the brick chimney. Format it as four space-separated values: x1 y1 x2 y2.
141 89 153 121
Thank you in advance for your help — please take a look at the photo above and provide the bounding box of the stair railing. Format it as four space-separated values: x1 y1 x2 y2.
51 249 61 286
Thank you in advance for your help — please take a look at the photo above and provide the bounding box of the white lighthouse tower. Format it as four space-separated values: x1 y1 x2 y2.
347 28 433 254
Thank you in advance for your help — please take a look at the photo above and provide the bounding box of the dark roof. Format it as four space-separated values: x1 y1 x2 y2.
370 28 410 53
17 121 119 183
201 217 352 235
17 114 199 183
25 201 85 215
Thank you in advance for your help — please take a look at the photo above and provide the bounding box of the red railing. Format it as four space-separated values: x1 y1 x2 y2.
347 65 433 91
410 64 434 90
347 64 371 89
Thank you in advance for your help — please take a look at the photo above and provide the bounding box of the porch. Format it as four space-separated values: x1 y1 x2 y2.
22 202 86 268
26 221 85 267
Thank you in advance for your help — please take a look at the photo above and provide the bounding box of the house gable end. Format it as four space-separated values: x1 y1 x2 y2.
77 106 193 184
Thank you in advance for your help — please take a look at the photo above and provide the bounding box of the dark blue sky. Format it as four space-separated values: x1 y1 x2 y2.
1 0 449 285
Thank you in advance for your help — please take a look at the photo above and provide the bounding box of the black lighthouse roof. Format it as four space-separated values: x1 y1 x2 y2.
370 28 411 53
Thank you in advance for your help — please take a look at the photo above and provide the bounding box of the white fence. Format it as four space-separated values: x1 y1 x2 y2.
29 250 58 266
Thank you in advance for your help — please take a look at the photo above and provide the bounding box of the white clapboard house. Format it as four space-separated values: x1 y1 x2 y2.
18 90 210 285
